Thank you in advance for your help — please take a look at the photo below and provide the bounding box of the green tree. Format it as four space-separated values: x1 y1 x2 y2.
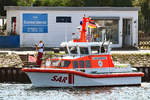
98 0 114 6
83 0 99 6
61 0 84 7
112 0 132 7
0 0 17 16
40 0 61 6
33 0 41 6
133 0 150 16
17 0 36 6
83 0 132 7
133 0 150 34
40 0 83 7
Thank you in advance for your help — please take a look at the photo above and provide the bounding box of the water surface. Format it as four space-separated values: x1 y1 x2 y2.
0 83 150 100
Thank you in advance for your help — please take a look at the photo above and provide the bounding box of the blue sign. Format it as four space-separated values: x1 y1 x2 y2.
23 13 48 33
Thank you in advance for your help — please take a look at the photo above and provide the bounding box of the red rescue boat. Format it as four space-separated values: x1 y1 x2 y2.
22 15 144 87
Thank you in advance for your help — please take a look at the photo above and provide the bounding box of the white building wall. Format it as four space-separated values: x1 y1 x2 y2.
19 11 84 47
133 11 138 47
6 9 138 48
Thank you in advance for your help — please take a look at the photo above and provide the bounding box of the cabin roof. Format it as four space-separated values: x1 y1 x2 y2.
61 41 110 47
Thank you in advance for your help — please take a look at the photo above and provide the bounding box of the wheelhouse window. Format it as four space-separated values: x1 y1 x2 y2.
73 61 78 68
85 60 91 68
56 16 71 23
79 60 84 68
64 47 68 54
59 60 71 67
80 47 89 54
101 45 106 53
51 60 61 66
69 47 77 54
91 46 100 54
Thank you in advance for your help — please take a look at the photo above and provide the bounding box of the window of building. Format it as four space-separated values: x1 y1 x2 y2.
56 16 71 23
73 61 78 68
59 60 71 67
85 60 91 68
80 47 89 54
79 60 84 68
88 19 119 44
91 46 100 54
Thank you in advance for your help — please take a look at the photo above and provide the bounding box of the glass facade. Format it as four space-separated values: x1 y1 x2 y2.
88 19 119 44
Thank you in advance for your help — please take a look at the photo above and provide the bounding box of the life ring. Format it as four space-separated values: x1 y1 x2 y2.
98 60 103 67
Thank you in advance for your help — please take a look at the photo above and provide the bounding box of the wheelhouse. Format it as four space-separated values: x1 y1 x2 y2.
61 41 111 56
43 41 114 69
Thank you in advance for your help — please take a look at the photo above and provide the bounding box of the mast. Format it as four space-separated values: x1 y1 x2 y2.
73 15 92 42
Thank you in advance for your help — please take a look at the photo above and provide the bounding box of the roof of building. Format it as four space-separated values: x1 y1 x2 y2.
4 6 139 11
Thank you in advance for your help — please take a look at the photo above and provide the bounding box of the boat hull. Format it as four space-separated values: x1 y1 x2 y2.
22 68 144 87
